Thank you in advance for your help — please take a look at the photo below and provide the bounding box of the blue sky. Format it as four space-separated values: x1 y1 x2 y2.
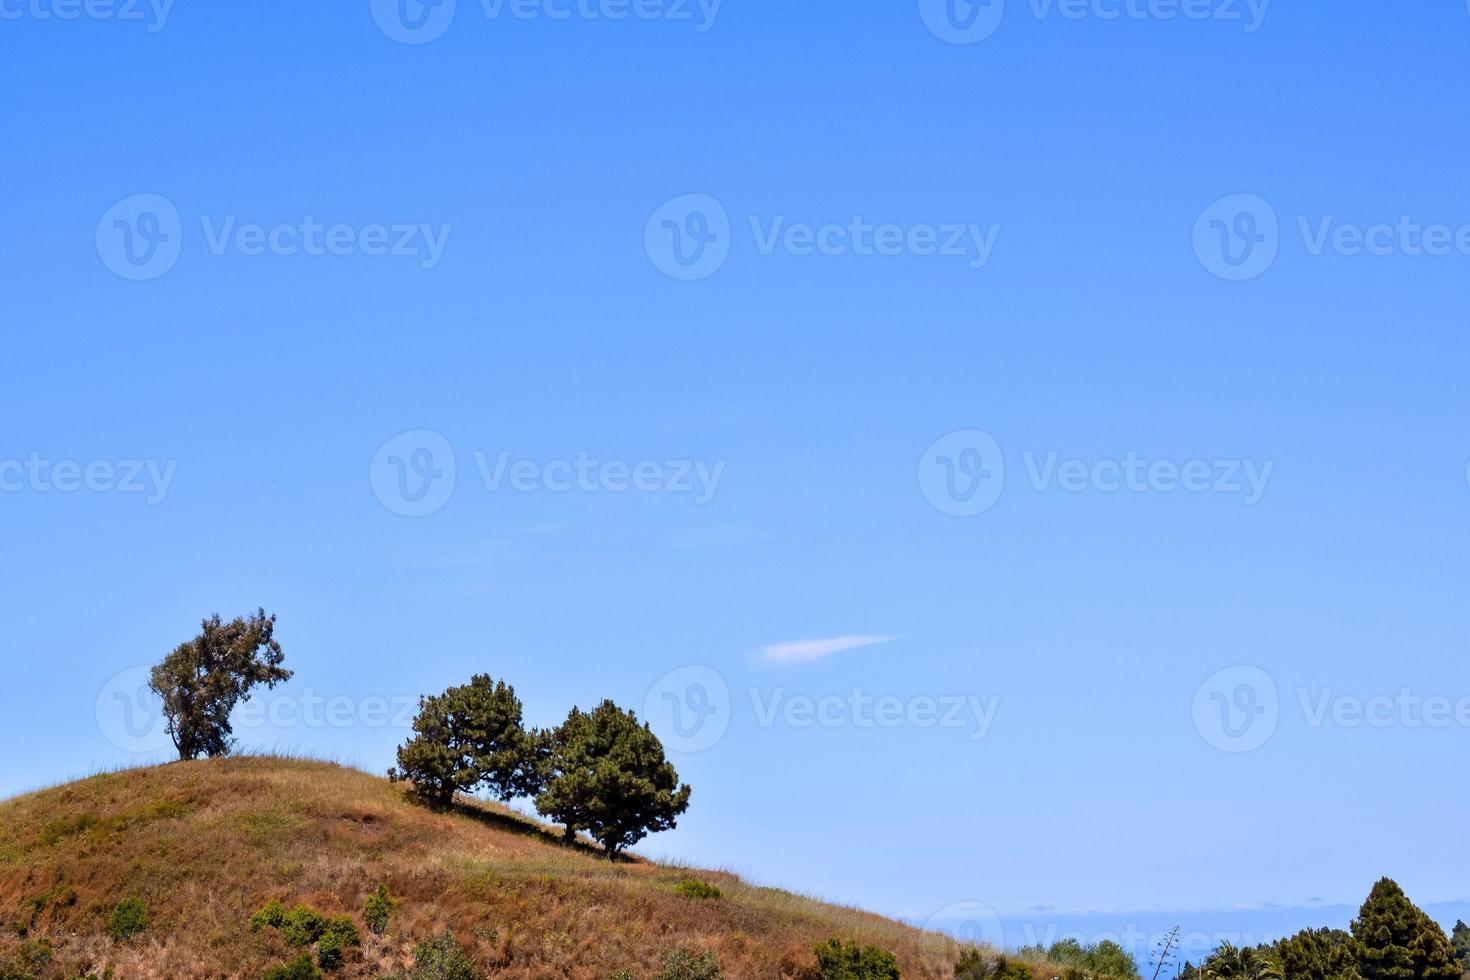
3 0 1470 959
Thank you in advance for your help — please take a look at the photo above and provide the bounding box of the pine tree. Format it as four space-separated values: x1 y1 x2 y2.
1351 879 1461 980
1448 922 1470 976
535 700 692 859
1273 928 1358 980
390 675 541 808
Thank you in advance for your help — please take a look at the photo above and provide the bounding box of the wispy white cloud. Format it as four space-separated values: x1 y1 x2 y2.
759 635 896 665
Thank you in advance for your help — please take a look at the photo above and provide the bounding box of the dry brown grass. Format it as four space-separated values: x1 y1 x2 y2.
0 757 983 979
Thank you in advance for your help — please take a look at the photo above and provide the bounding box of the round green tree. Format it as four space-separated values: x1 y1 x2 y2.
391 674 540 809
535 700 692 859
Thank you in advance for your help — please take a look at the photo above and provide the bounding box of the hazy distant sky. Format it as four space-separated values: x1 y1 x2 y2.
3 0 1469 948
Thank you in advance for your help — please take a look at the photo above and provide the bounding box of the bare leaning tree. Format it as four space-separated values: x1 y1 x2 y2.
1150 927 1182 980
148 609 291 760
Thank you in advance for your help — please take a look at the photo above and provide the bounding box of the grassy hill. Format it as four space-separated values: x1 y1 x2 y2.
0 757 981 979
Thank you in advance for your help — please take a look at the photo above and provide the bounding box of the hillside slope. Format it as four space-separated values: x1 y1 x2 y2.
0 757 975 979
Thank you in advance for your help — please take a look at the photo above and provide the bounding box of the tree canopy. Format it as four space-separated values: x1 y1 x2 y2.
390 675 540 809
535 700 692 859
149 609 290 760
1352 878 1461 980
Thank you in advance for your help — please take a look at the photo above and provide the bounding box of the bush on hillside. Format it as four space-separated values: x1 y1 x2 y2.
655 947 724 980
0 939 53 978
675 879 723 900
264 954 323 980
316 917 361 971
958 950 1033 980
1016 938 1138 980
251 899 288 932
281 906 327 948
813 938 900 980
364 884 399 936
401 929 486 980
104 898 149 941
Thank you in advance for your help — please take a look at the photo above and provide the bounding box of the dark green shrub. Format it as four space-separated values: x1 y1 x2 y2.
364 884 399 936
104 898 149 941
956 949 988 979
995 957 1032 980
675 879 722 900
251 899 288 932
813 938 900 980
656 948 723 980
316 917 360 970
281 905 327 947
321 917 360 948
408 929 486 980
316 934 345 972
263 954 323 980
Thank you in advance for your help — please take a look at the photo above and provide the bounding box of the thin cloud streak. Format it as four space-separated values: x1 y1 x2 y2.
760 635 897 665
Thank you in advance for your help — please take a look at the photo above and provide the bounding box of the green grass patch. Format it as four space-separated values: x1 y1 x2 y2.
675 879 723 900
